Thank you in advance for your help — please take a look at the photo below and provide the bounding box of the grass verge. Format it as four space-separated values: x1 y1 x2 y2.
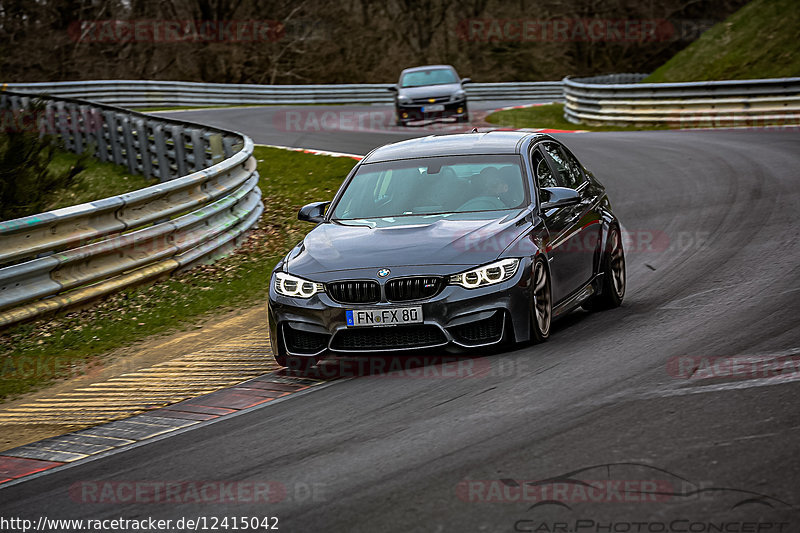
645 0 800 82
485 103 670 132
0 146 357 400
43 150 156 212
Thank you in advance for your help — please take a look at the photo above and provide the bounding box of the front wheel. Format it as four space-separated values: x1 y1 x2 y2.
530 257 552 343
583 225 626 311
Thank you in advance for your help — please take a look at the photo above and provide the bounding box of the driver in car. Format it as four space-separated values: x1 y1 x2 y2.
478 167 515 208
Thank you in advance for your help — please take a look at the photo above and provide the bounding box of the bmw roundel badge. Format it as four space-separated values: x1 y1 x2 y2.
377 268 391 278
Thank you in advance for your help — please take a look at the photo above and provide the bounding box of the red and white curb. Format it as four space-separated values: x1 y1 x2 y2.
492 102 553 112
0 373 327 487
258 143 363 160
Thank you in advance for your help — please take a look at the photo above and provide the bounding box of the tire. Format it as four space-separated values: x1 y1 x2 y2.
583 225 626 311
456 112 470 123
530 257 552 343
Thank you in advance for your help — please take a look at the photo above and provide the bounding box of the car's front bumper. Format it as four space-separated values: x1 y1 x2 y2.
395 100 468 123
267 260 533 359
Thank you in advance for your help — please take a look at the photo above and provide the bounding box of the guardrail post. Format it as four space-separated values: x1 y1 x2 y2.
67 103 82 152
171 125 188 177
190 129 205 171
121 115 139 174
222 136 236 158
152 123 171 182
90 108 108 161
40 101 57 137
105 110 124 166
134 117 153 179
208 133 224 166
55 101 70 148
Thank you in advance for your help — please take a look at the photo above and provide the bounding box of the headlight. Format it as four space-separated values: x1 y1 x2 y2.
452 90 466 102
398 95 412 105
274 272 324 298
449 258 520 289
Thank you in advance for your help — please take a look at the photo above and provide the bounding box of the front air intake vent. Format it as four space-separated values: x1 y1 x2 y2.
327 280 381 304
386 277 443 302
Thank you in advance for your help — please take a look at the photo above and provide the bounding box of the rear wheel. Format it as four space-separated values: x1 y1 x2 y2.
583 225 625 310
530 257 552 343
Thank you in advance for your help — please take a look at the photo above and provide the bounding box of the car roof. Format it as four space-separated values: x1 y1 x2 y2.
400 65 457 75
362 131 549 163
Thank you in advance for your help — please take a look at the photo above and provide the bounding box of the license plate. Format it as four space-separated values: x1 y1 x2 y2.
422 104 445 112
346 306 423 327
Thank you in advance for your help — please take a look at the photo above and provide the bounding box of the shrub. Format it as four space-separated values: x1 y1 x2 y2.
0 104 89 221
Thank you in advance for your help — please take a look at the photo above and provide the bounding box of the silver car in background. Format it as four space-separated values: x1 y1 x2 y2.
389 65 472 126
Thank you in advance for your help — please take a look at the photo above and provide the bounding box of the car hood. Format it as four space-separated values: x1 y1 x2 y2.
285 211 533 276
397 83 463 99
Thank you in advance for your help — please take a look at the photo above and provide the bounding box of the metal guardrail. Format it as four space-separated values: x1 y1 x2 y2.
0 90 263 327
2 80 565 108
563 74 800 126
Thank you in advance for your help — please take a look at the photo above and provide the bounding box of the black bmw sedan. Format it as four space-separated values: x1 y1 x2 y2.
268 131 626 368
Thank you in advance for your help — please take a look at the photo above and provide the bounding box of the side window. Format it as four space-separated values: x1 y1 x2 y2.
532 148 559 189
542 142 583 189
561 147 586 188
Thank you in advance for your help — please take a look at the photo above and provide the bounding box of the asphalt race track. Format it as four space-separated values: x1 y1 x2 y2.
153 100 539 154
2 104 799 531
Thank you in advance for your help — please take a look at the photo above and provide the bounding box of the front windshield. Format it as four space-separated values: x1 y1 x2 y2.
331 155 527 221
400 68 459 87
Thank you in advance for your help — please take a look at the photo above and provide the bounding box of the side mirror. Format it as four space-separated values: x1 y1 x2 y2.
540 187 580 211
460 77 473 85
387 86 398 92
298 201 329 223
